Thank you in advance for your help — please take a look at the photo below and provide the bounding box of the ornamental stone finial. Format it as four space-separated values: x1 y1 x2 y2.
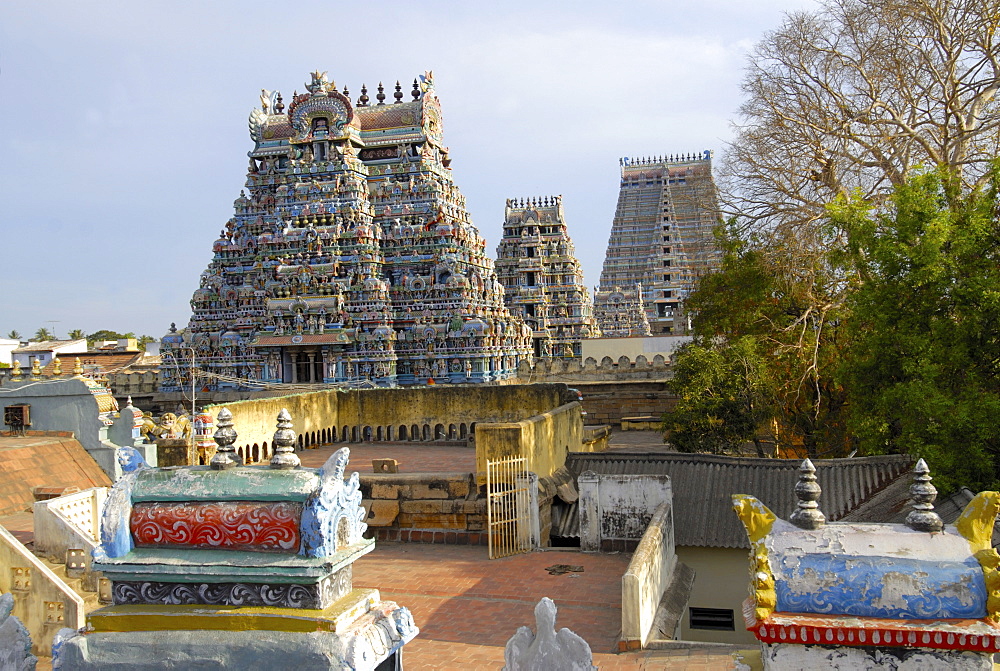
52 356 62 376
73 357 83 375
789 458 826 530
906 458 944 532
30 358 42 378
270 408 300 469
11 360 21 379
209 408 241 470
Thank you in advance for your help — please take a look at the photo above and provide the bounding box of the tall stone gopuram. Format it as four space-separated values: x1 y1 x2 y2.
161 71 532 392
494 196 598 358
593 153 720 335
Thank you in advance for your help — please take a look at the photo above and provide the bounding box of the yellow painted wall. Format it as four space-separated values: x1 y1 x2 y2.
675 545 757 645
0 525 85 656
475 401 584 481
206 384 574 468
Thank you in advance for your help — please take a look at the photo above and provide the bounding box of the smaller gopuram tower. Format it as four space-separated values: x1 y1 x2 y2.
591 285 650 338
494 196 598 358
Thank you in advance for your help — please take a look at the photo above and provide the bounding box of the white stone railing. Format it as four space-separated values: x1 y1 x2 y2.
0 524 85 656
621 501 677 648
33 487 107 589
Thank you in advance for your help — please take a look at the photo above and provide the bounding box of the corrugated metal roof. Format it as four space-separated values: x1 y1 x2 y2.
878 487 1000 547
565 452 913 549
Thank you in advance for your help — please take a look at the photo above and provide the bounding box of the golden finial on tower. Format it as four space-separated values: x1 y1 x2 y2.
73 357 84 375
52 357 62 376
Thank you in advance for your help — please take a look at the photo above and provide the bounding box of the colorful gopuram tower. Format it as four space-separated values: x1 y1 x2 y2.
593 152 720 335
160 71 531 392
494 196 598 358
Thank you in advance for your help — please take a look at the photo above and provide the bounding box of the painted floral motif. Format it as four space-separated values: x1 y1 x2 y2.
776 554 987 620
113 580 318 608
131 501 302 551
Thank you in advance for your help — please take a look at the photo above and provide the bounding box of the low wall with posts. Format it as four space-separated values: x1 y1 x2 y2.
32 487 106 590
621 501 678 648
359 473 488 544
0 525 85 656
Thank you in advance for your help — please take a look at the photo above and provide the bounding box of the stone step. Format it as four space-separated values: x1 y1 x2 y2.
33 553 103 613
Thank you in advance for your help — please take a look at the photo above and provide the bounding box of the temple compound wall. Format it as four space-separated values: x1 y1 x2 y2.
205 383 585 477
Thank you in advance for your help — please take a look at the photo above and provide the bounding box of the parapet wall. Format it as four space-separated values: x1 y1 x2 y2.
573 380 677 427
0 525 85 656
518 354 672 382
206 383 572 464
621 501 677 648
475 401 588 482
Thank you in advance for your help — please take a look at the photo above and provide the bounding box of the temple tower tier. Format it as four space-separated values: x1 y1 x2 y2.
494 196 598 358
160 70 532 392
594 152 721 336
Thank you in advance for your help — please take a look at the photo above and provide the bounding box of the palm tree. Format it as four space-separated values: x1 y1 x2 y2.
6 330 21 340
33 327 53 342
68 329 86 340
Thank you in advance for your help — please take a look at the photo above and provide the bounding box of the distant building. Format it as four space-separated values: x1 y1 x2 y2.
11 339 87 369
0 338 20 366
495 196 598 358
161 70 531 391
40 338 158 381
594 153 720 335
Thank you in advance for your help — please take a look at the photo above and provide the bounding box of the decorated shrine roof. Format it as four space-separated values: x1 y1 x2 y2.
130 466 322 502
355 101 422 131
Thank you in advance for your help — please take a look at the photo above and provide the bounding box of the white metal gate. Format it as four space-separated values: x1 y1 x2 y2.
486 455 532 559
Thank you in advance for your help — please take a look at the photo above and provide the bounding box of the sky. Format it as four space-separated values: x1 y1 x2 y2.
0 0 817 341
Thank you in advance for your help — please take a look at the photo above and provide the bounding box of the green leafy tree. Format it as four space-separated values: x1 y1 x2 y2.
664 337 772 456
86 329 155 350
32 327 53 342
87 329 127 344
67 329 86 340
671 226 851 458
6 330 21 340
833 167 1000 492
